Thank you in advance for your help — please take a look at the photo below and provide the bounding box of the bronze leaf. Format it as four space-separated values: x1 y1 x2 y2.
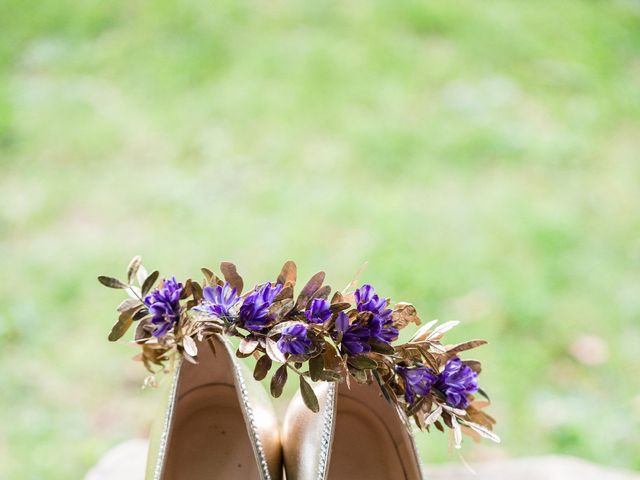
220 262 244 294
299 376 320 413
276 260 297 286
270 365 288 398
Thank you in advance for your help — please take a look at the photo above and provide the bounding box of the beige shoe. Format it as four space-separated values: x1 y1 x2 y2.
145 335 282 480
282 381 423 480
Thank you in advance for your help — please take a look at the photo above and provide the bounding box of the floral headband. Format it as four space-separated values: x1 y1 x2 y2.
99 257 500 449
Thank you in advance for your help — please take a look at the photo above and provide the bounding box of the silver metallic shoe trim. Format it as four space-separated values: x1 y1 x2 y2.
153 362 182 480
228 343 272 480
316 382 337 480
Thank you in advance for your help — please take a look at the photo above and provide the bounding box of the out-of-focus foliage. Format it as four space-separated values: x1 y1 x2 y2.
1 1 639 478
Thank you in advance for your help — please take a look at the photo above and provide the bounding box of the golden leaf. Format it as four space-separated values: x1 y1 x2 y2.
220 262 244 294
270 365 288 398
299 376 319 413
392 302 421 329
276 261 297 286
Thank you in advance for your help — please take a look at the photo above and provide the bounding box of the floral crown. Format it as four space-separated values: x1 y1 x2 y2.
99 257 500 448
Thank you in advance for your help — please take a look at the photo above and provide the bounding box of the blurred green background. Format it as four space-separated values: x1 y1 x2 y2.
1 1 640 478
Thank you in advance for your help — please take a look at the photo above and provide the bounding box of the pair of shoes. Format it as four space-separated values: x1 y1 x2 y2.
144 335 421 480
99 259 499 480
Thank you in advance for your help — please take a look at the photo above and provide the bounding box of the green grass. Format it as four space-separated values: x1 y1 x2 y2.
1 1 640 478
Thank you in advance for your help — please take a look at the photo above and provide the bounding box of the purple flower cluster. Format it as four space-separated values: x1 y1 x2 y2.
396 365 437 405
195 283 238 320
331 284 399 356
144 277 183 338
396 357 478 407
333 311 371 356
355 284 398 344
277 323 312 355
239 282 283 331
434 357 478 409
305 298 332 324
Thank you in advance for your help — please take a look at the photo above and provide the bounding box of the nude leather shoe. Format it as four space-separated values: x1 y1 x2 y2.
145 334 282 480
282 381 423 480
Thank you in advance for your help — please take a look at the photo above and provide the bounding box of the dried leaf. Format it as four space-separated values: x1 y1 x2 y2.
276 261 297 286
410 319 439 342
190 281 203 302
127 256 142 283
239 337 259 355
329 302 351 313
460 425 482 443
470 400 491 410
369 338 395 355
253 355 273 381
451 415 463 449
319 370 343 381
182 352 198 364
425 405 443 426
136 265 148 285
331 291 344 304
270 365 288 398
265 337 287 363
117 298 142 313
427 320 460 341
428 343 447 355
323 342 342 371
392 302 421 329
220 262 244 294
108 305 143 341
108 316 133 342
135 320 152 342
309 354 324 382
463 421 501 443
295 271 325 309
442 404 467 417
268 320 301 336
310 285 332 301
182 336 198 357
348 355 378 370
141 270 159 296
268 298 295 322
201 267 216 285
446 340 487 356
98 276 128 289
299 376 320 413
477 387 490 401
273 285 294 302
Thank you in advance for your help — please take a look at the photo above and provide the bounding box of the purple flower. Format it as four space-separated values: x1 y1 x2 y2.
333 312 371 356
305 298 332 324
434 358 478 409
396 364 437 405
195 282 238 319
355 284 387 314
354 284 399 344
144 277 183 338
238 282 283 331
277 323 312 355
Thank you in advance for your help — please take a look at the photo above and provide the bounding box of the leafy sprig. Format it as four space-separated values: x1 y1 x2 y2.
99 257 500 447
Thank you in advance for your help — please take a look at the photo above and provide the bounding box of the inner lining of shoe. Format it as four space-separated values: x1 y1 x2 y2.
162 339 258 480
327 382 422 480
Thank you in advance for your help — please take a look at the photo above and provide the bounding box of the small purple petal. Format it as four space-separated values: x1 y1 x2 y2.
277 323 312 355
434 357 478 409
